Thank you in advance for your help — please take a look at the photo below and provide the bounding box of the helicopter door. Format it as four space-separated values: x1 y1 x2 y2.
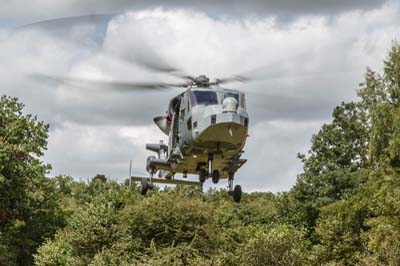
180 93 192 145
169 99 181 155
176 97 187 148
179 98 186 131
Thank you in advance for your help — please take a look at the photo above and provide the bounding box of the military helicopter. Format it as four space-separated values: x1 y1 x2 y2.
134 74 249 202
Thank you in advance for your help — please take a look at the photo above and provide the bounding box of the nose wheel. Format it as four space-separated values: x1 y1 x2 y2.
141 169 155 195
212 170 220 184
140 178 151 195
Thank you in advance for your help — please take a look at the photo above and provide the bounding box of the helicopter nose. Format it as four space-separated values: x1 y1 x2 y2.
194 113 248 146
214 112 247 127
202 112 248 132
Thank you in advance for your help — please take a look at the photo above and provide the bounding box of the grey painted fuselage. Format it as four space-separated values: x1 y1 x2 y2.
147 85 249 180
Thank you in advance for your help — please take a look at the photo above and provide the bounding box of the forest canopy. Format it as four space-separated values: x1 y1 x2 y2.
2 42 400 265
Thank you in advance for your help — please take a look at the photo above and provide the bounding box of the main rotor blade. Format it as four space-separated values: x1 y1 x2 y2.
216 64 356 87
128 50 180 74
216 60 304 85
30 73 188 91
215 75 250 85
16 14 116 31
15 14 185 76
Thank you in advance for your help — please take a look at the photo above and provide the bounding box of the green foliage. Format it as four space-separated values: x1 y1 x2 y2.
312 195 370 265
238 224 309 266
356 216 400 266
353 42 400 265
34 181 298 265
275 41 400 264
120 191 220 253
0 96 64 266
34 180 140 266
278 101 369 231
34 234 78 266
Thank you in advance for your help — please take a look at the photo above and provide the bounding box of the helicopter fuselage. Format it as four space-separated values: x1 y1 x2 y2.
147 85 249 181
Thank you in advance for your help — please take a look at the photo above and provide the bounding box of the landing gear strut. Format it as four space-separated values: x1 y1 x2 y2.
141 161 155 195
228 173 242 203
140 178 150 195
208 155 213 176
208 154 220 184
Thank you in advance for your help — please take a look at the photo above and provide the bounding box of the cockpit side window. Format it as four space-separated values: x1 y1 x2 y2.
224 92 245 108
224 92 239 102
190 90 219 106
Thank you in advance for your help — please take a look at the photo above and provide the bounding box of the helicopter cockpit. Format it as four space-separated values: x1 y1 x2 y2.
168 89 246 117
166 88 247 155
189 89 246 109
190 90 219 106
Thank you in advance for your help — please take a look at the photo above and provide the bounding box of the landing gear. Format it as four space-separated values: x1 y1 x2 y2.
208 154 220 184
140 179 150 195
212 170 220 184
208 156 213 176
228 173 242 203
142 160 155 195
199 169 207 183
232 185 242 203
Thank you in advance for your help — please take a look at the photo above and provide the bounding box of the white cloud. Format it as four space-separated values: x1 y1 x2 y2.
45 122 166 180
239 120 323 192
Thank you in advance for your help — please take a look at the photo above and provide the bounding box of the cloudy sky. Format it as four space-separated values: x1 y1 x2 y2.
0 0 398 192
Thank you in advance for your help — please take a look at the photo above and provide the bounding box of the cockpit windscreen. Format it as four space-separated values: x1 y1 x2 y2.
190 90 219 106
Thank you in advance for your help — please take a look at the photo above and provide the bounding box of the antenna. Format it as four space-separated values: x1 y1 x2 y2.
129 160 132 186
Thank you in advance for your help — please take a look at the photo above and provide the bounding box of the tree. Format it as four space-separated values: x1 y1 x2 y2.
356 43 400 265
34 183 309 266
0 96 63 266
309 42 400 265
238 224 309 266
277 101 369 231
312 195 370 265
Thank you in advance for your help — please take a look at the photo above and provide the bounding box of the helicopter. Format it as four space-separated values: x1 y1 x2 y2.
135 74 249 202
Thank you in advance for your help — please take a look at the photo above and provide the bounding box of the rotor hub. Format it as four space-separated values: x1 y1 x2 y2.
194 75 210 87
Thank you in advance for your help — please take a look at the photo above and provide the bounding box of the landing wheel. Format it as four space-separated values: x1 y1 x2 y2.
233 185 242 203
212 170 220 184
227 173 242 202
140 180 149 195
199 169 207 183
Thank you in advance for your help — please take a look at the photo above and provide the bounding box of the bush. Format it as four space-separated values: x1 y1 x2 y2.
238 224 309 266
